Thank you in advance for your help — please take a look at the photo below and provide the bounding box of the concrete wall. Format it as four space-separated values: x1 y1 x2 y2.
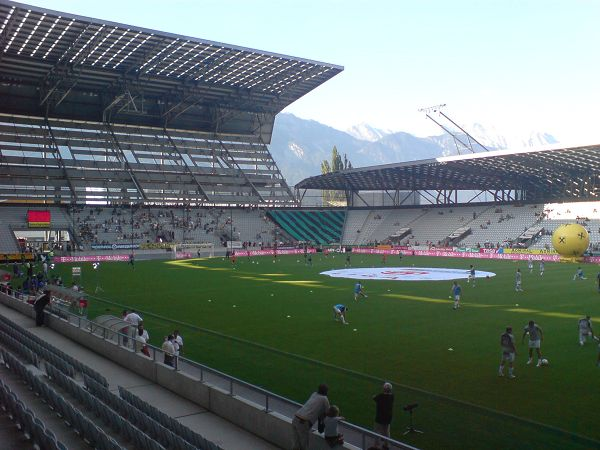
0 292 356 450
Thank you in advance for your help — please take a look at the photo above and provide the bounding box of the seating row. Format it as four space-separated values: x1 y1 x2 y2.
0 378 66 450
0 312 108 387
118 385 224 450
46 364 166 450
84 374 205 450
0 322 75 378
1 348 123 450
0 304 221 450
0 329 39 367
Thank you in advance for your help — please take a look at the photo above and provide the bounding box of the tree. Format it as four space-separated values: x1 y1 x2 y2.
321 146 352 206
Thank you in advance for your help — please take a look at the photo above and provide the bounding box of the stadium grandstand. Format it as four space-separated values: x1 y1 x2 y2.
0 0 341 206
2 2 600 450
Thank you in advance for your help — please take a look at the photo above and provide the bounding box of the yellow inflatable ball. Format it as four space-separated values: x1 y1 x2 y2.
551 223 590 257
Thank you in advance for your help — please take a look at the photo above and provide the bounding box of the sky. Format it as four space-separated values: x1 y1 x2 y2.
19 0 600 144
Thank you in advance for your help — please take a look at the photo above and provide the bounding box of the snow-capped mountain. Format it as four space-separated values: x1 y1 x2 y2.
345 123 393 142
470 123 558 150
268 113 558 186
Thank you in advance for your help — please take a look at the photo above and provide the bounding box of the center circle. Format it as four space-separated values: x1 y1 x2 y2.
320 267 497 281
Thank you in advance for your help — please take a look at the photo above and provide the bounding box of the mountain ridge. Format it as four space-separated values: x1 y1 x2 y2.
269 113 558 186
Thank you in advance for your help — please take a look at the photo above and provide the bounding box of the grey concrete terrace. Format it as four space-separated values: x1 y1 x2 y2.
0 302 280 450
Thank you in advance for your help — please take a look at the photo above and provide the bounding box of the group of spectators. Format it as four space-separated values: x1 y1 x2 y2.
292 382 394 450
120 308 186 367
160 331 184 367
74 205 229 248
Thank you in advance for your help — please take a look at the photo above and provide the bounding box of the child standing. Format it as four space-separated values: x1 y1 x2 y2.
324 405 345 448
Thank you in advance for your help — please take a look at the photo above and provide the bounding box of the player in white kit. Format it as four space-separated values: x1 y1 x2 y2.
578 315 594 346
515 269 523 292
499 326 517 378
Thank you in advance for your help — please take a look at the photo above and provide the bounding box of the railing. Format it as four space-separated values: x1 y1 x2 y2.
0 289 417 450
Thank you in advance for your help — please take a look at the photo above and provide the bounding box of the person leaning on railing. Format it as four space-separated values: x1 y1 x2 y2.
162 335 176 367
292 384 330 450
136 324 150 357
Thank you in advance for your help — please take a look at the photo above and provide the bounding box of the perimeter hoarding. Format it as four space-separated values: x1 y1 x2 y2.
54 255 130 263
233 248 316 257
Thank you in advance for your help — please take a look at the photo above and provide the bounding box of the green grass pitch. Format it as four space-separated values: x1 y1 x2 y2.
47 255 600 449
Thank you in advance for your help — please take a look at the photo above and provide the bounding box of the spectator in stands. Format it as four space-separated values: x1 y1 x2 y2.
173 329 184 356
33 289 51 327
373 382 394 448
162 335 176 367
292 384 330 450
12 261 20 277
124 309 143 327
136 324 150 357
324 405 345 448
120 309 130 345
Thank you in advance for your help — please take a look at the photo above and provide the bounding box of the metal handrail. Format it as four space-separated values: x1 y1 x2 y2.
1 290 417 450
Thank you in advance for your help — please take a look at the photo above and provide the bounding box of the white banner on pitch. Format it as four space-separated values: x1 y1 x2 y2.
320 267 496 281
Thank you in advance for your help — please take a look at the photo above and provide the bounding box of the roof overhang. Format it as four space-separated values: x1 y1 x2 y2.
0 1 342 141
296 145 600 202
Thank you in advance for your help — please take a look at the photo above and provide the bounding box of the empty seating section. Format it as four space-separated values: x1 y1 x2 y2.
343 208 427 245
0 314 107 386
342 204 561 248
222 208 282 246
460 205 542 248
118 386 223 450
268 210 345 244
401 206 485 246
0 309 223 450
84 375 222 450
0 378 67 450
1 349 124 450
46 364 167 450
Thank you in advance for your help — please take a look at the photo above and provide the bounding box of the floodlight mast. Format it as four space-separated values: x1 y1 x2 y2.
418 104 489 155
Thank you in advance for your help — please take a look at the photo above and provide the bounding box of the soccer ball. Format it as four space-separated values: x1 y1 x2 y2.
541 358 549 365
551 224 589 257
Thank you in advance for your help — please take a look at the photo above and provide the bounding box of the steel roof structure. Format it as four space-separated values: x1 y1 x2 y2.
296 145 600 204
0 1 342 205
0 1 342 139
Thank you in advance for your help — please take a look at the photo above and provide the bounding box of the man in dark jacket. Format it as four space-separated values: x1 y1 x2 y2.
34 289 51 326
373 382 394 448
